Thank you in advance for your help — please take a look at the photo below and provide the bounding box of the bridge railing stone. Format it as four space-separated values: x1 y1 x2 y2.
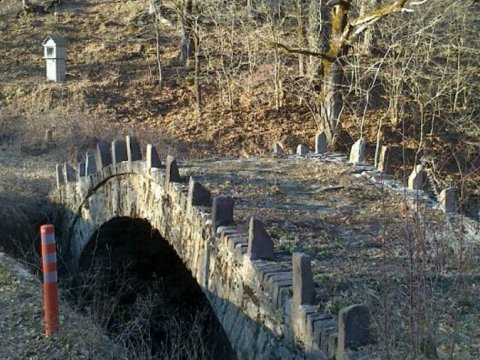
111 139 128 165
78 162 85 179
96 140 112 171
64 163 76 182
273 141 285 155
408 164 424 190
316 131 327 154
187 176 212 208
349 138 366 164
212 196 234 230
247 217 274 260
297 144 308 155
85 151 96 175
292 252 315 306
146 144 162 169
166 154 182 183
439 187 456 214
376 145 390 173
126 135 142 162
130 159 145 174
55 164 64 188
336 304 370 360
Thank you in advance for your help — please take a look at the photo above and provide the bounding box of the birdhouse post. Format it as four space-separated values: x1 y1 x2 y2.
42 36 67 82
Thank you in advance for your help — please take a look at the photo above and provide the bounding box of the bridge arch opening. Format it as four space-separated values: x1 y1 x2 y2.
71 217 235 359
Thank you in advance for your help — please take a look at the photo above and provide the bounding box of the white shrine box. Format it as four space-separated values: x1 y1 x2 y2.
42 36 67 82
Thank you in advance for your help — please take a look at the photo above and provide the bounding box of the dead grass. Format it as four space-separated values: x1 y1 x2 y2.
0 253 128 360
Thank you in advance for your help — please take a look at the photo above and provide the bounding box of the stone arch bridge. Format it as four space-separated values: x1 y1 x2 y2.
51 135 466 360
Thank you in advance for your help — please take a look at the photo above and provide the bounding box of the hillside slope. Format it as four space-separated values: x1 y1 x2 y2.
0 252 126 360
0 0 315 158
1 0 478 214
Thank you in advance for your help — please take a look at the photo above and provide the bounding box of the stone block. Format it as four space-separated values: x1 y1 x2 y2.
55 164 64 188
234 243 248 259
376 145 390 173
307 313 337 351
44 129 53 143
315 131 327 154
64 163 76 182
292 253 314 307
343 348 363 360
187 177 212 207
258 264 286 283
439 187 456 213
227 233 247 252
327 332 338 359
96 140 112 171
78 162 86 178
146 144 162 169
111 139 128 165
273 142 284 155
218 226 238 239
320 326 336 356
265 271 292 286
166 155 182 183
254 261 292 282
212 196 234 229
130 160 144 174
336 304 369 359
306 313 327 344
408 164 424 190
126 135 142 161
247 217 274 260
179 191 188 212
150 168 165 184
266 271 291 288
297 144 308 155
85 151 97 175
349 138 365 164
273 279 293 310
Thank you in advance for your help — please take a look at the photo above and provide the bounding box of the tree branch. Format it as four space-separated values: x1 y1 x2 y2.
339 0 428 47
271 0 430 63
267 41 337 63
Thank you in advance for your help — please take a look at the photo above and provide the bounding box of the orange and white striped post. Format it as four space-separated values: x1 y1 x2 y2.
40 224 60 337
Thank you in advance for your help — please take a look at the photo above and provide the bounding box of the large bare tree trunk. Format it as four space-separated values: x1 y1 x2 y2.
153 0 163 89
359 0 381 53
179 0 193 66
295 0 307 76
247 0 253 17
321 59 344 143
194 18 201 112
318 1 350 144
307 0 327 82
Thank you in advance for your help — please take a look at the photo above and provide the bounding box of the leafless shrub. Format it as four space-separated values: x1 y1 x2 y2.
65 244 225 360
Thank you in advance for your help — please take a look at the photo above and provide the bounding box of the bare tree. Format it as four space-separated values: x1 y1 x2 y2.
152 0 164 89
179 0 194 66
274 0 431 145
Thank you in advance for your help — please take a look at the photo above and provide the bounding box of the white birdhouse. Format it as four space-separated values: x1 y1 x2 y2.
42 36 67 82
